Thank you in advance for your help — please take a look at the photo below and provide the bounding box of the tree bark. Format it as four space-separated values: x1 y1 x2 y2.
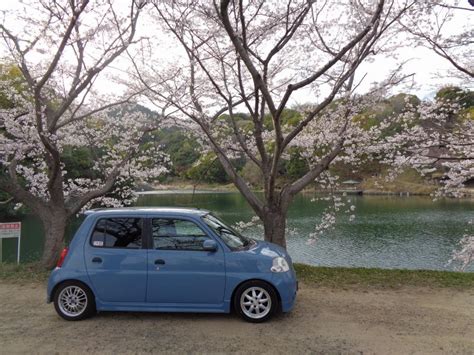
262 206 287 248
40 211 68 269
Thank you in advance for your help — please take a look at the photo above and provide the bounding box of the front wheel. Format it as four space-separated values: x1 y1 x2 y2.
234 280 278 323
53 281 96 321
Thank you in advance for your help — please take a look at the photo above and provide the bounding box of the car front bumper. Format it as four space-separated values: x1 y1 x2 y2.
272 270 298 312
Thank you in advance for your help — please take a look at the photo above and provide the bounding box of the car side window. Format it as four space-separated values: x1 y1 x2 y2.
152 218 210 251
91 218 143 249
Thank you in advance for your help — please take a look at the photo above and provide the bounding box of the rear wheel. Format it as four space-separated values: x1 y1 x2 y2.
234 280 278 323
53 281 96 321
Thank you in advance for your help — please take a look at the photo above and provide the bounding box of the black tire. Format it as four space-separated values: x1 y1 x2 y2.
53 281 96 321
233 280 279 323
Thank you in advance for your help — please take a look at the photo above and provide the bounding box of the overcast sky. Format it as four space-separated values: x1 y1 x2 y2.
1 1 472 104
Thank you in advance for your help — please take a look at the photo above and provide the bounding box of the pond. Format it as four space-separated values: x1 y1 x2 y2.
1 192 473 271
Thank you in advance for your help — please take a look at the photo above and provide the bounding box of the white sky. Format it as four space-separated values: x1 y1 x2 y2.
0 1 472 105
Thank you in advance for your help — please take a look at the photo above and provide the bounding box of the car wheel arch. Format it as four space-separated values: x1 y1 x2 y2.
230 278 281 312
50 279 95 303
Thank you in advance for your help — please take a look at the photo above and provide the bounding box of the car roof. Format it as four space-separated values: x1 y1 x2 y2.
83 207 210 217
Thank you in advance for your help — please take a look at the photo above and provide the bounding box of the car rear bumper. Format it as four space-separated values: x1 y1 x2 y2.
46 268 61 303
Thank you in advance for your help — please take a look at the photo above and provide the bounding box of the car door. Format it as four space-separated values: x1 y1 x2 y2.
146 216 226 305
85 216 148 303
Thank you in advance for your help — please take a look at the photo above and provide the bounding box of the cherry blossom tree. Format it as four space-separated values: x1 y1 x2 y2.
410 2 474 272
382 88 474 270
401 0 473 81
383 90 472 195
0 0 167 268
450 228 474 271
131 0 418 248
392 0 474 275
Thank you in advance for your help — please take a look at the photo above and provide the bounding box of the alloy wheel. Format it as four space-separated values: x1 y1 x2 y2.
240 286 272 319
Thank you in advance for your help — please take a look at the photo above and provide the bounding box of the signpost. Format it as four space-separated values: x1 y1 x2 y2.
0 222 21 264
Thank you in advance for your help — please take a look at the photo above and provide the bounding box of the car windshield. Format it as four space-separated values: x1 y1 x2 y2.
202 214 254 250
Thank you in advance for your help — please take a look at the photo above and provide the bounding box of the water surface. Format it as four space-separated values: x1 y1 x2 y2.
1 192 472 271
137 192 473 271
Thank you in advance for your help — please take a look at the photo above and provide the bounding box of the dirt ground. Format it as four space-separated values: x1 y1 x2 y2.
0 282 473 354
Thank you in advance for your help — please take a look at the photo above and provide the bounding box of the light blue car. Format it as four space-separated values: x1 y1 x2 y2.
47 208 298 322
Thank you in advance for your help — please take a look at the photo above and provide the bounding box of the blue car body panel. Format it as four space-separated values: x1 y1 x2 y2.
47 208 297 315
146 248 226 305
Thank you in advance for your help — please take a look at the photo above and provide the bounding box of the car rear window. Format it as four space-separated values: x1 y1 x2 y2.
90 218 143 249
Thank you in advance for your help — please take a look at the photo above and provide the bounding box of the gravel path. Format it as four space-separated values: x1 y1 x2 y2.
0 282 473 354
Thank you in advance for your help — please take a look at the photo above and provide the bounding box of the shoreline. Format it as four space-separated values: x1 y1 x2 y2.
140 183 474 198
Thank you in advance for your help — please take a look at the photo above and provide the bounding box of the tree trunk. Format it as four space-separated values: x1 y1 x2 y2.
262 207 287 248
40 211 68 269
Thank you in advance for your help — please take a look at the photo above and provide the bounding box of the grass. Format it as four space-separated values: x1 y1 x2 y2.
0 262 472 289
360 168 437 195
294 263 474 290
0 262 50 283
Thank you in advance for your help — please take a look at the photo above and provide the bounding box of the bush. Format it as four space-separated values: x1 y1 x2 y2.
185 153 229 183
285 149 309 179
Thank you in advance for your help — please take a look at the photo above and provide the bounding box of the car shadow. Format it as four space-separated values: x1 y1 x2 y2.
93 310 290 323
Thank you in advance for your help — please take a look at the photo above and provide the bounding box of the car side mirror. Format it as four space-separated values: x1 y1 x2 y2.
202 239 218 252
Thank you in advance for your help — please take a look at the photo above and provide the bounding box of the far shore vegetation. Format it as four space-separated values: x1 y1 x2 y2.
1 262 472 289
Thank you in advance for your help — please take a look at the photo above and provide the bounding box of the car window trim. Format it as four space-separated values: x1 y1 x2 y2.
148 216 214 252
89 217 147 250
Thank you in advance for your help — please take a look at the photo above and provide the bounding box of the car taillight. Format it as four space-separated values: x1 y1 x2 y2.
56 247 69 268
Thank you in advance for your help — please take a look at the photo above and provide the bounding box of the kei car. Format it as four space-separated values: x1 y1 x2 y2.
47 207 298 322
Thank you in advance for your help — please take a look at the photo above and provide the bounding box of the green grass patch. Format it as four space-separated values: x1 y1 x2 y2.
0 263 49 283
294 263 474 289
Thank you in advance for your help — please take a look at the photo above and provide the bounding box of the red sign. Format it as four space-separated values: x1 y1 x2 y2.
0 223 21 230
0 222 21 239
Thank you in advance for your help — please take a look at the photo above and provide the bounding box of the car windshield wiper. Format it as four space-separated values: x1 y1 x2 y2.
236 238 255 250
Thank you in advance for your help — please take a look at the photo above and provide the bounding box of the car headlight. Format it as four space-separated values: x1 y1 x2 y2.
271 257 289 273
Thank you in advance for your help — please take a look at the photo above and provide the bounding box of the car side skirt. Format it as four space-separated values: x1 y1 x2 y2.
95 300 229 314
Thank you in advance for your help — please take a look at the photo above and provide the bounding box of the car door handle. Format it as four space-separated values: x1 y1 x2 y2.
154 259 165 265
92 257 102 263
